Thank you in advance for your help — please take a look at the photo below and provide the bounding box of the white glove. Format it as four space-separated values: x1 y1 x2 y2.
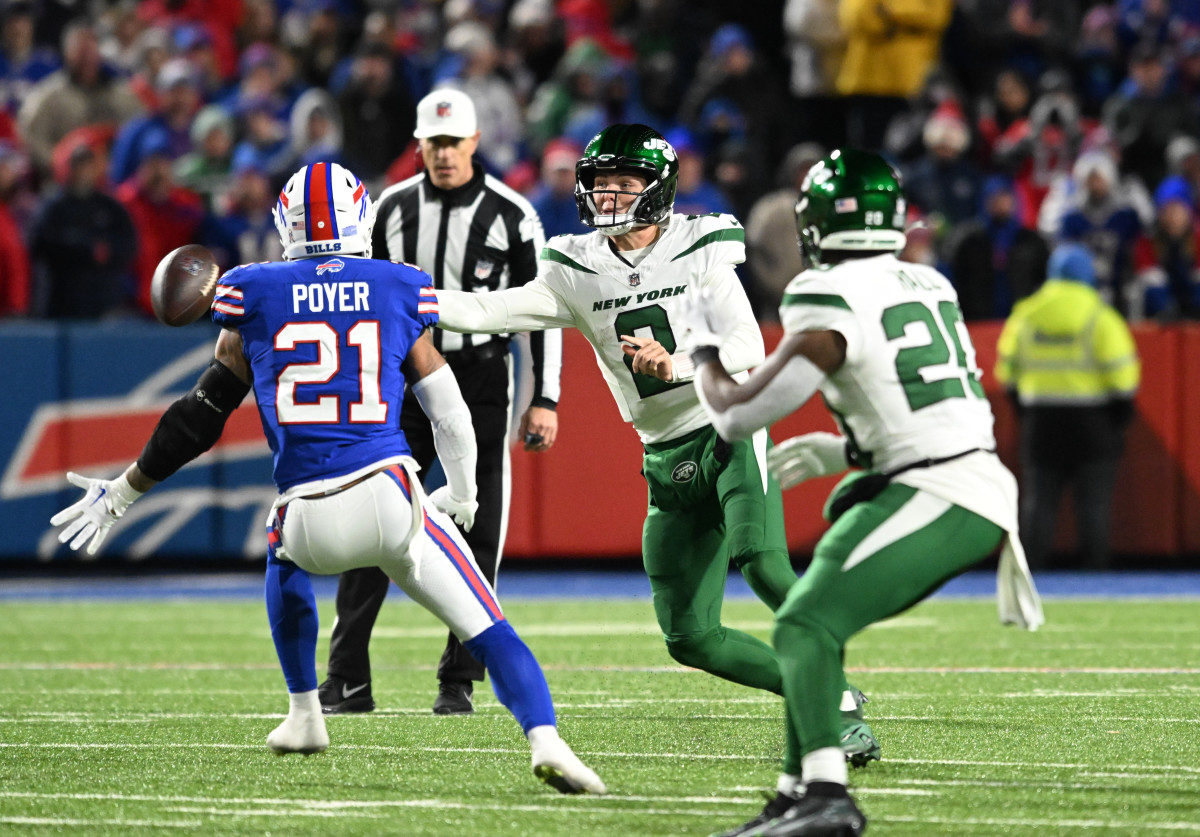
429 485 478 533
676 287 729 355
767 432 849 489
49 471 144 555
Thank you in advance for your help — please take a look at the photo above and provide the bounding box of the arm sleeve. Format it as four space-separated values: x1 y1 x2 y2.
410 364 477 501
698 354 826 442
1095 309 1140 396
511 204 561 407
436 280 576 333
671 264 765 381
993 313 1020 388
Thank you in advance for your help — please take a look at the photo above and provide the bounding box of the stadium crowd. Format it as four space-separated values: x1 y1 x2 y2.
1 0 1199 326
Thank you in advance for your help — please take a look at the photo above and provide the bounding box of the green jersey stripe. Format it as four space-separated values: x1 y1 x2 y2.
670 228 745 262
541 247 598 274
782 292 852 310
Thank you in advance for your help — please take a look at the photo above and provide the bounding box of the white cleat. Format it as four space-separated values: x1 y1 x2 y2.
266 713 329 755
531 735 607 795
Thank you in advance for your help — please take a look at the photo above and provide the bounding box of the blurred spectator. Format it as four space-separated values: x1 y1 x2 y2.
526 38 611 150
666 128 733 217
0 0 60 115
947 175 1049 320
439 22 524 173
836 0 954 151
113 127 205 316
783 0 846 150
1072 4 1124 119
508 0 566 88
1001 0 1083 83
880 69 963 165
1165 133 1200 199
527 138 585 239
995 242 1141 570
125 26 170 112
744 141 825 320
1116 0 1178 52
0 141 30 315
29 141 136 318
1133 175 1200 320
237 0 280 49
206 161 282 268
108 58 201 187
97 0 146 75
904 105 982 230
173 23 226 99
1048 150 1146 315
220 42 285 114
16 20 142 181
679 23 783 196
337 42 417 187
174 103 235 211
289 87 343 170
995 72 1101 227
976 68 1033 167
231 95 292 186
285 1 353 90
1103 42 1200 189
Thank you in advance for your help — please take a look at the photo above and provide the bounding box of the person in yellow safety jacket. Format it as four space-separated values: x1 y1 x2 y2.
995 242 1141 569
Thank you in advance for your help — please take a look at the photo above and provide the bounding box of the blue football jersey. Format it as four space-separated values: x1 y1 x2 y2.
211 256 439 491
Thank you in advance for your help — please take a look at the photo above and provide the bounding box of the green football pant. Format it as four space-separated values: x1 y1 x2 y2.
775 483 1004 774
642 430 795 695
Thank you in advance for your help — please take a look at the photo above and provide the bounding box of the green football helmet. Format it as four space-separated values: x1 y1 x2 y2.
795 148 907 266
575 124 679 236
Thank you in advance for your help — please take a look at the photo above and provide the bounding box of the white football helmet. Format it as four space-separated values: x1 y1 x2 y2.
274 162 375 260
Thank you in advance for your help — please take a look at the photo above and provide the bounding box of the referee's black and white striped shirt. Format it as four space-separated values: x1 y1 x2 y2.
372 162 562 408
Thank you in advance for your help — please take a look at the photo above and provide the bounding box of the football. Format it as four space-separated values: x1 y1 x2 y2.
150 244 219 327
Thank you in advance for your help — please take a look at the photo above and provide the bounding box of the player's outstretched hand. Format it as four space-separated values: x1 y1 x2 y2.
766 432 849 489
49 472 143 555
429 485 478 532
676 287 727 354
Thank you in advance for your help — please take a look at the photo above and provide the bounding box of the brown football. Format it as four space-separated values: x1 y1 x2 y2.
150 244 220 327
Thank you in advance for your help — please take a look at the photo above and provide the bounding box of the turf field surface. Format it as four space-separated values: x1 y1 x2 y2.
1 586 1198 836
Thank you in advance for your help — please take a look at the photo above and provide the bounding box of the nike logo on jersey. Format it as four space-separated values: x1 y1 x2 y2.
342 682 369 699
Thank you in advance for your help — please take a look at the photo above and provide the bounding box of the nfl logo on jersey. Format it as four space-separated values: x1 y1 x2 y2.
628 272 641 287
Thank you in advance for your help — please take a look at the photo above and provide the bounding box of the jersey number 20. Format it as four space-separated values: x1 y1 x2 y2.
882 301 985 410
274 321 388 424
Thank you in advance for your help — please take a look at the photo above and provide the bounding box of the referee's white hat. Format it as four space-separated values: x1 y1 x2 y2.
414 88 477 139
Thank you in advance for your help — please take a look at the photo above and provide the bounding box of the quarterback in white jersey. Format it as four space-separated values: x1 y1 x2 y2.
690 149 1042 837
436 125 880 766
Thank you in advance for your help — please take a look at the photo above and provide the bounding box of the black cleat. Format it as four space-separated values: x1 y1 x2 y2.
432 680 474 715
709 791 801 837
755 786 866 837
318 676 375 715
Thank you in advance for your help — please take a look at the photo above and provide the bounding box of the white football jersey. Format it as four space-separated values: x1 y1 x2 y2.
437 213 765 443
780 253 1017 530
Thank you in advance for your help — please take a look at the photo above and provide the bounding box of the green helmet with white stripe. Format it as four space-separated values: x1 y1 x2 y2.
575 124 679 236
794 148 907 266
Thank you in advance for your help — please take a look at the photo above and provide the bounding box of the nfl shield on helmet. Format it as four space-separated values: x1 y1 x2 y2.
274 162 376 260
574 124 679 236
795 149 908 266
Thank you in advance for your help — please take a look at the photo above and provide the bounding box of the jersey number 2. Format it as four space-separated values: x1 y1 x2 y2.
274 321 388 424
881 301 985 410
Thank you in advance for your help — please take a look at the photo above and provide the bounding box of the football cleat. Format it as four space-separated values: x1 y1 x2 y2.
432 679 475 715
266 713 329 755
531 736 607 795
753 786 866 837
709 790 801 837
840 720 881 768
318 676 375 715
840 686 868 722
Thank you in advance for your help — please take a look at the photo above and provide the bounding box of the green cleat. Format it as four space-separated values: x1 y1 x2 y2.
840 720 881 768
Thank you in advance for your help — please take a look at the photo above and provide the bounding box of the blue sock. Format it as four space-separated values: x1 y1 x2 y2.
265 554 318 693
464 621 556 732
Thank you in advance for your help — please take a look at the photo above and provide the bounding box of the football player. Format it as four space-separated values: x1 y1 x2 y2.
48 161 605 796
430 124 879 764
687 149 1043 837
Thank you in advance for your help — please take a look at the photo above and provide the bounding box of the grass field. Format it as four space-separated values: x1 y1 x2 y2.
2 593 1198 835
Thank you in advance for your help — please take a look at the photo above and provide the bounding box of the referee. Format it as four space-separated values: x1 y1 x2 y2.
319 88 563 716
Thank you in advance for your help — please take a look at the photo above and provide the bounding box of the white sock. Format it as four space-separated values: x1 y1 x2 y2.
288 689 321 718
801 747 848 786
526 725 561 748
776 773 804 797
839 690 858 712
